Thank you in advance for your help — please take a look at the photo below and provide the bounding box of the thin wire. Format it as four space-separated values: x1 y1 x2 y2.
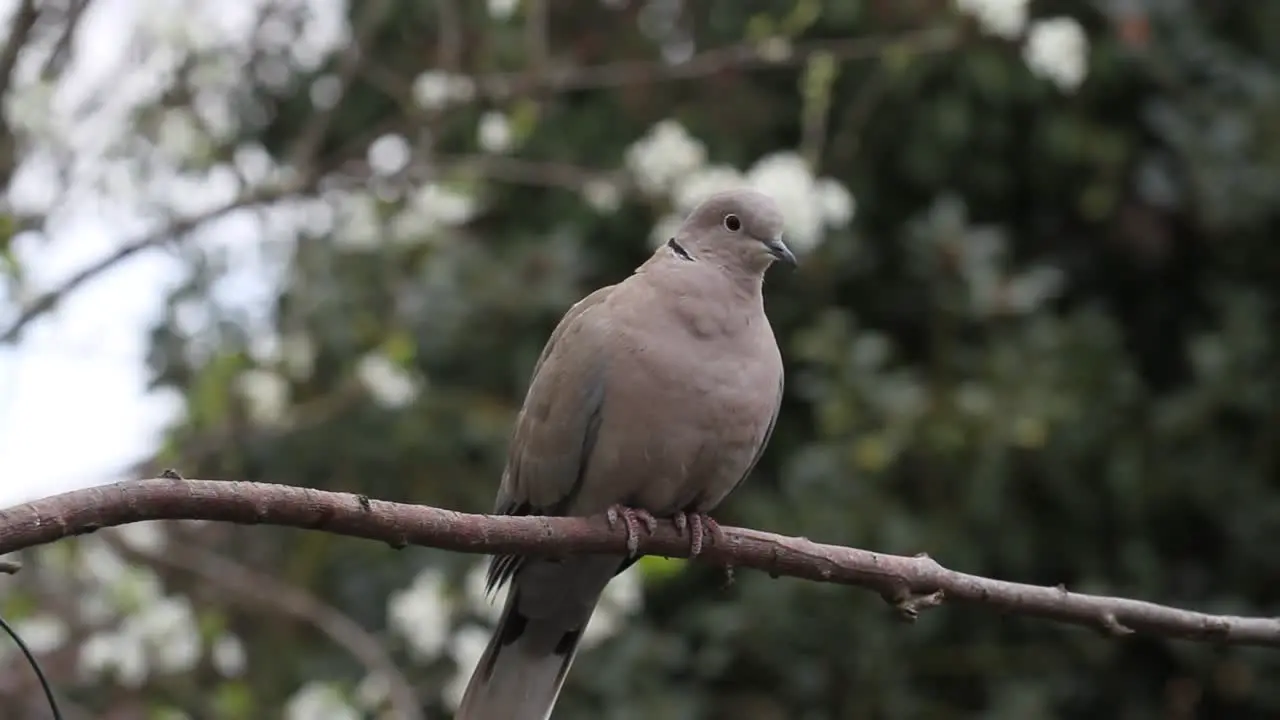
0 612 64 719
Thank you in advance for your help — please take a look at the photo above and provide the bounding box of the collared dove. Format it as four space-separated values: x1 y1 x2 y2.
456 188 793 720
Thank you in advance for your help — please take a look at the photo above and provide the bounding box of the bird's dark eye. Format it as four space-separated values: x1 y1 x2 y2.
723 214 742 232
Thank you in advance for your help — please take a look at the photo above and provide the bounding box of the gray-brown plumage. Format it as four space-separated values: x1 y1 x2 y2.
456 188 793 720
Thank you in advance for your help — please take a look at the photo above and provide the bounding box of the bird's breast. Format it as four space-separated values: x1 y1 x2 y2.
579 324 781 515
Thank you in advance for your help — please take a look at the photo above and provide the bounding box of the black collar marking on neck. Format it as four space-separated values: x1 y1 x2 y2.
667 238 694 262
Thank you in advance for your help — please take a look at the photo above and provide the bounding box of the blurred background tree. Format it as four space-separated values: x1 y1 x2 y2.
1 0 1278 718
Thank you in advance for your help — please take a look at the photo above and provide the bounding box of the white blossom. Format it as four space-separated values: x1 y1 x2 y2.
478 111 513 153
746 151 854 253
625 120 707 195
673 165 744 212
956 0 1029 40
388 567 451 659
156 108 204 161
390 183 477 244
648 212 684 248
412 71 476 111
80 630 147 687
817 178 856 228
78 594 201 686
295 195 337 238
413 183 477 226
356 672 392 709
333 191 382 250
233 143 278 187
444 624 492 710
311 74 344 109
235 369 290 425
116 521 167 554
78 589 117 626
368 134 411 176
582 179 622 213
75 537 132 586
1003 265 1065 314
286 682 361 720
111 564 167 611
125 595 202 674
413 71 453 111
356 353 419 409
212 634 247 677
580 564 643 650
488 0 520 21
1023 17 1090 91
9 615 69 655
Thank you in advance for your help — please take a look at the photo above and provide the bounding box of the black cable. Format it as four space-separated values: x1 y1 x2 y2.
0 612 64 719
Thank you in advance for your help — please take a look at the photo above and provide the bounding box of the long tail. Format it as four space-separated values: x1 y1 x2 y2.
455 556 619 720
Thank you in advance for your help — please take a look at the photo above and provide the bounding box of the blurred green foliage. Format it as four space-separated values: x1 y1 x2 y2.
127 1 1280 718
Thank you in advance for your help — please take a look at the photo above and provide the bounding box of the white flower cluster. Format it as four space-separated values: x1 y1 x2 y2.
323 181 478 251
17 533 248 688
355 352 421 409
916 194 1064 318
622 119 855 253
285 681 361 720
955 0 1090 91
478 111 515 154
412 71 477 112
236 368 291 425
386 561 644 711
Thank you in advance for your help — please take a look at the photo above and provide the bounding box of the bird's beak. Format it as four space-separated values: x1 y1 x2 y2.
763 235 797 267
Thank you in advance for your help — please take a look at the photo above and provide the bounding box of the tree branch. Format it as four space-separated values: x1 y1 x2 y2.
1 478 1276 648
483 26 958 97
0 0 38 100
0 181 308 344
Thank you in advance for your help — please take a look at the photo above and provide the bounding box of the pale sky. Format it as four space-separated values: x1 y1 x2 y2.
0 225 183 509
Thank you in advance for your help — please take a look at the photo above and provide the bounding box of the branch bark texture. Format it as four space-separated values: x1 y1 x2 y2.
1 478 1276 648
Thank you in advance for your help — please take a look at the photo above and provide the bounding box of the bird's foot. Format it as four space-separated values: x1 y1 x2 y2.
606 505 658 557
673 512 724 558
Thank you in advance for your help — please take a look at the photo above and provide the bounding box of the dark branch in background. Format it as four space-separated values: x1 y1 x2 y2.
0 181 309 344
434 0 462 73
0 0 38 194
40 0 90 79
1 478 1278 648
0 0 37 99
107 536 423 720
287 0 392 175
469 26 957 98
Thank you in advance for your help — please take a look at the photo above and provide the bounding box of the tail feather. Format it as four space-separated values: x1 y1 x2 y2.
456 554 623 718
455 588 588 720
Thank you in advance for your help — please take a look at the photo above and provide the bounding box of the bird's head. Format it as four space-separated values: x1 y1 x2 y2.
668 188 795 274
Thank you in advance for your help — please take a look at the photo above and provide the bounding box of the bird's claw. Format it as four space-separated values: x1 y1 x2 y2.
674 511 723 558
606 505 658 557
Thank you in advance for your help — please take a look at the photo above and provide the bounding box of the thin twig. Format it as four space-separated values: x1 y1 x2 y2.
40 0 91 80
468 26 954 99
435 0 462 74
0 0 38 100
289 0 393 175
523 0 550 78
0 478 1277 648
0 181 307 344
